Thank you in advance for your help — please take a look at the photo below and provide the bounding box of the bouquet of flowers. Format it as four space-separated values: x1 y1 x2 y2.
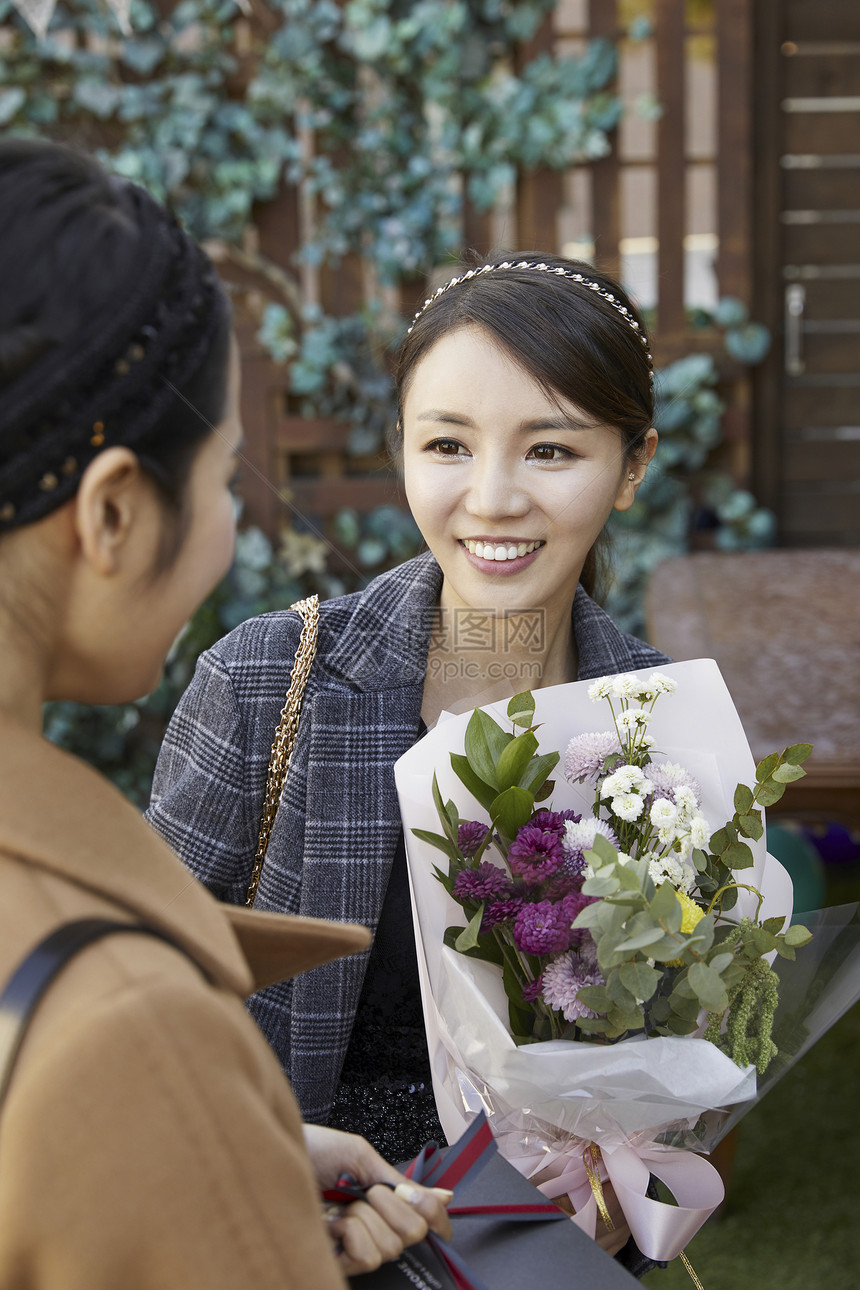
394 661 859 1265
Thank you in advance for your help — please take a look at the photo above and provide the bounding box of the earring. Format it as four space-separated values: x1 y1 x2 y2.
628 472 636 481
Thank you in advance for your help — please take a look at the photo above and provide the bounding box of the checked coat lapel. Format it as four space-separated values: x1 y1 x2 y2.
284 557 441 1120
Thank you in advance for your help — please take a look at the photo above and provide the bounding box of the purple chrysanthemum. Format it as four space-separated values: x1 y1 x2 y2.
541 947 604 1022
530 810 567 835
453 861 513 903
508 825 564 887
481 896 523 932
564 732 623 784
457 821 490 856
512 900 572 957
523 975 544 1002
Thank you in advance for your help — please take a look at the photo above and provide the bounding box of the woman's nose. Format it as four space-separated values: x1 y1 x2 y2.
463 457 530 520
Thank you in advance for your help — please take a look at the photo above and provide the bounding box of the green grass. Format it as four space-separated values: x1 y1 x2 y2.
644 866 860 1290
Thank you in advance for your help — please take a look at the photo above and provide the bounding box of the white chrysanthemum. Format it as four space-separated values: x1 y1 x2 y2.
588 677 614 702
673 785 698 819
640 734 656 750
601 765 647 797
617 708 652 734
612 792 645 822
649 855 695 894
564 816 619 857
644 761 701 804
611 672 648 699
690 815 710 848
648 672 678 694
564 731 622 784
649 799 678 830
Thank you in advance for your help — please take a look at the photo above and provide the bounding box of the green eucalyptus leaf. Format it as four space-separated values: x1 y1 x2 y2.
756 782 785 807
619 961 662 1001
756 751 780 781
784 743 813 766
733 784 754 815
772 762 806 784
738 811 764 840
587 832 619 865
784 923 813 947
688 961 729 1011
722 840 755 870
616 925 666 954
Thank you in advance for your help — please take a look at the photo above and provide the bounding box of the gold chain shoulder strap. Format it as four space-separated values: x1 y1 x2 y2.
245 594 319 908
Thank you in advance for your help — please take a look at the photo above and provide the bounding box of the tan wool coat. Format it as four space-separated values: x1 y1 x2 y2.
0 715 371 1290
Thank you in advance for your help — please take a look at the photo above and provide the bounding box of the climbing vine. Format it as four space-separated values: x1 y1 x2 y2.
2 0 773 797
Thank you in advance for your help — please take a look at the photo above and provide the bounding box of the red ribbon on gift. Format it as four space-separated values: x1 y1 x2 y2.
322 1113 566 1290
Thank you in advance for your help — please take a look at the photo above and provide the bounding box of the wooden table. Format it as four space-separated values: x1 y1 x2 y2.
645 550 860 827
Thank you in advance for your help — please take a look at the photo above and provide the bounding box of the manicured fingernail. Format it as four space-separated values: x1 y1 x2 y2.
394 1181 423 1204
431 1188 455 1202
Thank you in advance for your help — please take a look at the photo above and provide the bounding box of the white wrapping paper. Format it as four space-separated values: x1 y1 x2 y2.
395 659 795 1154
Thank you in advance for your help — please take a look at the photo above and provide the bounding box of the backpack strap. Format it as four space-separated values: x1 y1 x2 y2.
0 917 204 1108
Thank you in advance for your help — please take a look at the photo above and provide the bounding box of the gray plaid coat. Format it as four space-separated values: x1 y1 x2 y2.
147 551 669 1124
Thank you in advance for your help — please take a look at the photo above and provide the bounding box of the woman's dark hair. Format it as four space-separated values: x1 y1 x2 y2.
0 139 232 561
392 253 654 597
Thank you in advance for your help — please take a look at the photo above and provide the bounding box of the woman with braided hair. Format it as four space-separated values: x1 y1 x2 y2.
150 251 669 1239
0 139 452 1289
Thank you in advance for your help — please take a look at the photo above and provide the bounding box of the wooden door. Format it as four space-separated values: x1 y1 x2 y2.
754 0 860 546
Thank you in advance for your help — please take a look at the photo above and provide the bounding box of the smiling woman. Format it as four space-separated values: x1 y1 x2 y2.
147 255 670 1275
0 139 455 1290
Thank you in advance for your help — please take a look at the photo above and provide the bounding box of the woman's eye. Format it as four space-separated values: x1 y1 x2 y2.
427 438 465 457
529 443 572 462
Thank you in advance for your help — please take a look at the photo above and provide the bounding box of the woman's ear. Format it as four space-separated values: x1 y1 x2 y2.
613 428 658 513
73 448 151 576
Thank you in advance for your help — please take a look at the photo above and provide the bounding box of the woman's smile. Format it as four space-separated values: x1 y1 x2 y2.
402 324 639 626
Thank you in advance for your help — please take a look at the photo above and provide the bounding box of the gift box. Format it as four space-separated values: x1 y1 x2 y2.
350 1128 637 1290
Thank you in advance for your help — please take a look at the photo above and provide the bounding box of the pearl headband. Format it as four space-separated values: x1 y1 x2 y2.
406 259 652 372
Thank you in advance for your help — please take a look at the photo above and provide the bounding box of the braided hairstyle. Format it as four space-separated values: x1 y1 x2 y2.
0 139 232 552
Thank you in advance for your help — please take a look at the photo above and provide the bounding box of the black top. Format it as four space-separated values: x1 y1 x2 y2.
328 722 446 1165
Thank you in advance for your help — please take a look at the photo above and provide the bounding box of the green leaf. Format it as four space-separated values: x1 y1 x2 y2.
756 782 785 807
709 827 730 854
650 880 682 928
665 1014 699 1035
616 926 667 953
507 691 536 728
475 709 513 762
432 774 458 846
688 961 729 1011
496 730 539 791
454 904 485 952
775 941 796 960
534 778 555 803
762 916 786 934
708 951 735 974
733 784 754 815
444 925 504 964
619 961 662 1001
738 811 763 840
502 955 535 1039
412 828 457 859
576 984 609 1012
450 753 497 813
772 762 806 784
490 786 534 839
784 743 813 766
721 840 755 870
667 990 701 1021
520 751 560 796
784 923 812 947
756 751 780 782
589 832 619 865
464 710 500 788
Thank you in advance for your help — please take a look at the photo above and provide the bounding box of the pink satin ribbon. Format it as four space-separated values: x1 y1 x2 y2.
510 1135 724 1263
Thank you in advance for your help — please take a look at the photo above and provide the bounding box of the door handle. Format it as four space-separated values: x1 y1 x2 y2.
785 283 805 375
